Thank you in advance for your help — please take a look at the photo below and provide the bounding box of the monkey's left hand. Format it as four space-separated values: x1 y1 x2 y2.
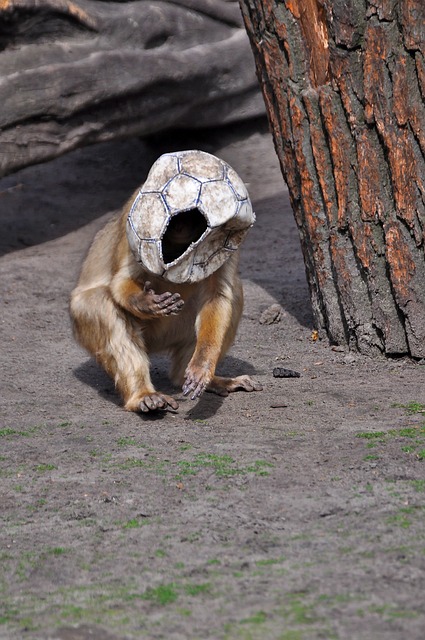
182 362 213 399
130 281 184 317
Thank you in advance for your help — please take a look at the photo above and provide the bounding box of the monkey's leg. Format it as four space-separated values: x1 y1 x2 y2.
206 285 263 397
70 286 178 412
207 375 263 397
181 278 262 399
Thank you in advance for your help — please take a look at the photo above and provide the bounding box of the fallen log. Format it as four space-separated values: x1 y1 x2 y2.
0 0 264 176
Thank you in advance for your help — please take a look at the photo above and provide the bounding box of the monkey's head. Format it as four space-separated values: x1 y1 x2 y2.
126 150 255 283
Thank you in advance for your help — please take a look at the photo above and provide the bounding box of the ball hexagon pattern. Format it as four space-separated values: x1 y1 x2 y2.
126 150 255 283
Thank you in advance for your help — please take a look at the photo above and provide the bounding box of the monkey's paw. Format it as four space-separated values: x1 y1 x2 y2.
132 282 184 317
208 375 263 396
182 365 213 400
137 392 179 412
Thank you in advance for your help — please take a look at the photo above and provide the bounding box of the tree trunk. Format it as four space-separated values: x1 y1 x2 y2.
239 0 425 358
0 0 264 177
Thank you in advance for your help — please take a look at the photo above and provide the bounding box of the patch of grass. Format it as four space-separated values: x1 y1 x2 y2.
364 454 379 461
35 464 56 473
16 551 39 580
0 424 45 438
255 556 286 567
179 444 193 452
116 437 138 447
0 428 17 437
393 401 425 415
0 605 19 625
387 513 412 529
183 531 202 543
356 425 425 459
184 582 211 597
115 517 149 529
411 479 425 492
356 431 386 440
317 592 360 605
142 583 178 606
0 426 42 438
368 603 420 619
401 427 425 437
176 453 274 480
279 594 320 625
27 498 47 512
61 605 85 619
115 457 166 474
241 611 268 624
47 547 67 556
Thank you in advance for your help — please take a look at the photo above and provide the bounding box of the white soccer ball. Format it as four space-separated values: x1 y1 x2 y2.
126 150 255 283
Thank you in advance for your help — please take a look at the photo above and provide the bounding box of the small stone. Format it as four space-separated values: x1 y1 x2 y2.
273 367 301 378
259 303 286 325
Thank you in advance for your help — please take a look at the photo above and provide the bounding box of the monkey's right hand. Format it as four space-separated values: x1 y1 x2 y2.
130 281 184 317
138 392 179 413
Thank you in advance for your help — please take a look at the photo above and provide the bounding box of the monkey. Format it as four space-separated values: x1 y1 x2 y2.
70 194 263 413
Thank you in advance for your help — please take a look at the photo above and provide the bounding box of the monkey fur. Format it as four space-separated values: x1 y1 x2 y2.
70 198 262 413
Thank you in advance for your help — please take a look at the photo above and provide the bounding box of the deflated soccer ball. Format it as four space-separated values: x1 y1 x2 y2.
126 150 255 283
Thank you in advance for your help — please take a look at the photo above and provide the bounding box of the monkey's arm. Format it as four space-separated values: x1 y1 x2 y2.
111 275 184 320
183 286 234 399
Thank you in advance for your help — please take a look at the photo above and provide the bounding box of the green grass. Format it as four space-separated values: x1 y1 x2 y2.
402 445 417 453
368 603 420 619
116 436 147 448
0 428 17 437
411 479 425 492
176 453 274 480
115 457 166 474
280 596 319 625
47 547 67 556
240 611 267 624
34 464 56 473
255 556 286 567
356 422 425 459
142 583 178 606
184 583 211 596
385 506 422 529
356 431 386 440
115 516 151 529
0 426 43 438
393 402 425 415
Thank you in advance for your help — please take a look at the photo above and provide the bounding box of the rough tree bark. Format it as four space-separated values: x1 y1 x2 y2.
0 0 264 177
240 0 425 358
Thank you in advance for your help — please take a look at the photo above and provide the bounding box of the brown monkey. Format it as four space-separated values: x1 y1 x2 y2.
70 155 262 413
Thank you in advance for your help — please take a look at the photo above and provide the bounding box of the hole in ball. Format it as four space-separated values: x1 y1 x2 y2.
162 208 208 265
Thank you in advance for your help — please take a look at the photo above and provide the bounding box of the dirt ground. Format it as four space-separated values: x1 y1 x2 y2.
1 119 425 640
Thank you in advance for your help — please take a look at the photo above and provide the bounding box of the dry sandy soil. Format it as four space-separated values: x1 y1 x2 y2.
1 119 425 640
